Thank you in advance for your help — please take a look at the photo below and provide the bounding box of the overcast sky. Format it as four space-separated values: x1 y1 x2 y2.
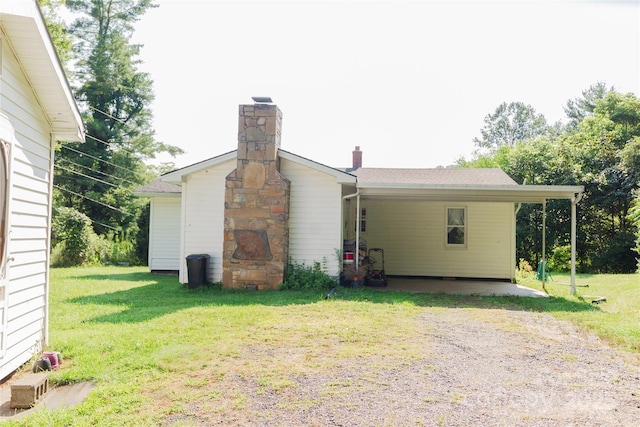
131 0 640 170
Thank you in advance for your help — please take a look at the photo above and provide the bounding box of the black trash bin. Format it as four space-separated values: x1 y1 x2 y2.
185 254 210 288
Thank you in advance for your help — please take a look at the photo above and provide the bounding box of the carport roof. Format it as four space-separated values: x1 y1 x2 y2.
352 168 583 203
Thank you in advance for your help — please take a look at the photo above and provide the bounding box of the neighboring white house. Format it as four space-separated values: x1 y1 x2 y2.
133 179 182 272
142 102 584 289
0 1 85 380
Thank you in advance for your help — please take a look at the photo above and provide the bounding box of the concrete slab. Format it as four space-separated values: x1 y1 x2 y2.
0 379 94 419
370 277 548 297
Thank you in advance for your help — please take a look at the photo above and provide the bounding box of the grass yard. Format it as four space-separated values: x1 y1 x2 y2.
3 267 639 426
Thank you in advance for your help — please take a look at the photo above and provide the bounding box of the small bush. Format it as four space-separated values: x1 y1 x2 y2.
548 245 571 272
51 207 102 266
281 260 337 291
515 258 535 281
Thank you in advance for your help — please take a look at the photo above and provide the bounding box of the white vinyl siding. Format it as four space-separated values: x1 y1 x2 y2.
280 159 343 276
149 197 181 271
0 39 55 379
180 159 235 284
360 200 515 280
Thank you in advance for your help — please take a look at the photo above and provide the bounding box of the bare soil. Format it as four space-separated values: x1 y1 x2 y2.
165 307 640 426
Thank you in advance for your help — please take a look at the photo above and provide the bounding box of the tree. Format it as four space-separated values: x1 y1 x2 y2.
563 81 613 130
52 0 183 264
37 0 73 65
554 91 640 272
462 86 640 273
473 102 549 150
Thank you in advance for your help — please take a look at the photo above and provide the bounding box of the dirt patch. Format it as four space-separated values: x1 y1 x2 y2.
163 307 640 426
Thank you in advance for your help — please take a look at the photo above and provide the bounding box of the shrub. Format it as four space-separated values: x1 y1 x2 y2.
281 259 337 291
51 207 102 266
591 231 637 273
515 258 535 281
548 245 572 272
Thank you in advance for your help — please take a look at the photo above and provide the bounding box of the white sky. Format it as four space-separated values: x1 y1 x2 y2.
132 0 640 169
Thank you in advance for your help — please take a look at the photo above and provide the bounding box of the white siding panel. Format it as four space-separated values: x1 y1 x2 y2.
281 159 343 276
149 197 181 271
362 200 515 279
0 42 52 378
10 212 47 228
180 159 235 283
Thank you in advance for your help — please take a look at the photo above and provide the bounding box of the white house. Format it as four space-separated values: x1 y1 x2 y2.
133 179 181 272
0 1 84 380
145 101 584 290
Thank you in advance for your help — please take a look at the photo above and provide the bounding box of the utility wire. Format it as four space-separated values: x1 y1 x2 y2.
53 184 133 217
55 165 119 188
61 145 139 177
56 154 140 187
88 105 128 126
54 205 122 232
83 133 140 158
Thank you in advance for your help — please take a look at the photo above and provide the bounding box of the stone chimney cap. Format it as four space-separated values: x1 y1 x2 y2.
252 96 273 104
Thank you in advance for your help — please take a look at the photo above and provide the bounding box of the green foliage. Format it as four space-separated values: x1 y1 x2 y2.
548 245 571 272
629 189 640 271
281 260 337 291
563 81 613 130
473 101 549 149
590 231 637 274
463 84 640 274
50 0 184 259
37 0 73 65
51 207 103 266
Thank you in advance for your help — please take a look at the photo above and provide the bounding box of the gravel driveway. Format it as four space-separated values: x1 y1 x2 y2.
171 307 640 426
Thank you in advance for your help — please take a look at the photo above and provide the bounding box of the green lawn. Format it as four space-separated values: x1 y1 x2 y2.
4 267 638 426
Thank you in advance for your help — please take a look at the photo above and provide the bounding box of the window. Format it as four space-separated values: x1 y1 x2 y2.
446 207 466 246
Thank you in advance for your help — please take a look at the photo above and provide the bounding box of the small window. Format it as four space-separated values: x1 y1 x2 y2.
446 207 466 246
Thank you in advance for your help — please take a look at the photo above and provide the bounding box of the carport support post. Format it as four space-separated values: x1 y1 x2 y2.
570 195 578 295
541 200 546 291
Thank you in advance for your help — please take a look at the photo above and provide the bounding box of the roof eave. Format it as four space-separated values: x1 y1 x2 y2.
278 150 356 184
357 184 585 202
0 2 85 143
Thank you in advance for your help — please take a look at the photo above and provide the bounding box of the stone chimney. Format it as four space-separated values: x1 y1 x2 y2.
222 102 290 289
352 146 362 169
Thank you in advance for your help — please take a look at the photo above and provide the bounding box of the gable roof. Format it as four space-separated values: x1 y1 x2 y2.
0 0 84 142
161 149 357 185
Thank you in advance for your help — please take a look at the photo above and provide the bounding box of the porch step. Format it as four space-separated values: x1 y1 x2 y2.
10 373 50 409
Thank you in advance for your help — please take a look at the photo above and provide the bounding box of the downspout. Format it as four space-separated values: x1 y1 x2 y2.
570 192 583 295
342 189 360 274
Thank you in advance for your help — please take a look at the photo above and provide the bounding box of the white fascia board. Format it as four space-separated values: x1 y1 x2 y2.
357 184 584 203
278 150 356 184
161 151 237 183
0 2 84 142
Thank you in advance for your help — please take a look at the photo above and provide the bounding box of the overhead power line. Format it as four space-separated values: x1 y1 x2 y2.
61 145 138 176
55 165 119 188
88 105 128 126
83 133 140 159
53 184 133 217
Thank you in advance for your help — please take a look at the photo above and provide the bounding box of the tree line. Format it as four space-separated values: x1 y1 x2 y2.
459 83 639 273
40 0 182 266
39 1 638 272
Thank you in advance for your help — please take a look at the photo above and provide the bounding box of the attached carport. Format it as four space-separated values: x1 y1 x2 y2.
345 181 585 294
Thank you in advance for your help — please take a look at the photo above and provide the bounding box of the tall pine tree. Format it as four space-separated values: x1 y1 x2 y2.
54 0 182 241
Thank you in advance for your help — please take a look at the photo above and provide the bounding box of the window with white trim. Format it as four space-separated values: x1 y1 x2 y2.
446 207 466 247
